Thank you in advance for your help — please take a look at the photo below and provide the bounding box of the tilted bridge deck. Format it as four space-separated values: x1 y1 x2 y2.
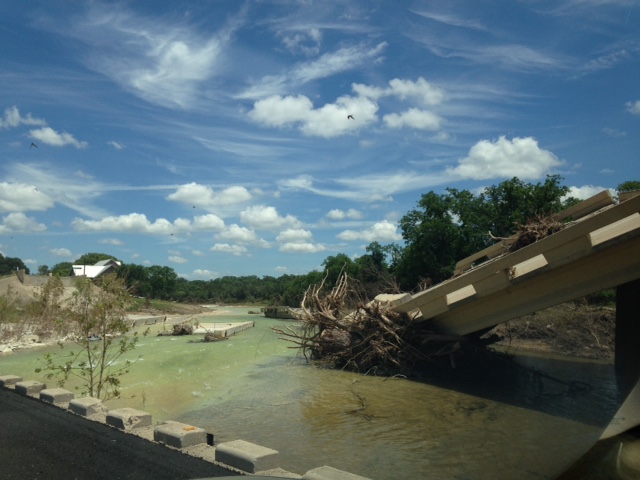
377 191 640 336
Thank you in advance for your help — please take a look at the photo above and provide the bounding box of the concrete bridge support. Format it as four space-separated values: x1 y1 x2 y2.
616 279 640 391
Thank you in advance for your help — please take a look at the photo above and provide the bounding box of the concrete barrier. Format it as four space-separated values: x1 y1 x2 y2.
215 439 279 473
69 396 106 417
40 388 74 405
153 420 206 449
15 380 46 396
106 407 152 430
0 376 372 479
0 375 22 387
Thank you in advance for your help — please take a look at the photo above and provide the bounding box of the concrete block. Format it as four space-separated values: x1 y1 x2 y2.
14 380 46 395
39 388 74 404
153 420 206 449
69 397 105 417
215 439 279 473
106 407 152 430
0 375 23 387
303 466 372 480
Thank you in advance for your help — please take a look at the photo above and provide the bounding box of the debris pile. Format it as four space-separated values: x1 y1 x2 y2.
272 274 478 375
508 215 566 253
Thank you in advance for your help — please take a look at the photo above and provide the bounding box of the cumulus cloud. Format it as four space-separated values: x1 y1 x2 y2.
0 212 47 234
0 106 46 129
326 208 363 220
210 243 247 256
168 255 188 264
279 242 325 253
0 182 54 213
383 108 442 130
240 205 300 230
626 100 640 115
336 220 401 242
276 228 313 243
249 93 378 138
565 185 613 201
191 269 219 279
29 127 88 149
167 183 252 207
352 77 445 105
73 213 178 234
215 224 259 244
192 214 225 231
447 136 563 180
50 247 73 258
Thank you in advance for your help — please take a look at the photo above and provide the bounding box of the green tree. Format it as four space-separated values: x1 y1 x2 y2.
36 274 146 399
50 262 73 277
147 265 178 300
74 253 120 265
617 180 640 193
0 254 29 275
37 265 50 275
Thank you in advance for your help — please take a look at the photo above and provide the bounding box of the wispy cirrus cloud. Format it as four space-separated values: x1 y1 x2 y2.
238 42 387 99
53 4 243 109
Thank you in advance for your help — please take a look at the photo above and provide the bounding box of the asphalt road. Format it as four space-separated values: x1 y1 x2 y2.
0 387 241 480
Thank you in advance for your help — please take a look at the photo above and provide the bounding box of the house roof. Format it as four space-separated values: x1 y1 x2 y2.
71 264 117 278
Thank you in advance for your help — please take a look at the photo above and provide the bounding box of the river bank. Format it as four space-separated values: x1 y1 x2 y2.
1 301 615 361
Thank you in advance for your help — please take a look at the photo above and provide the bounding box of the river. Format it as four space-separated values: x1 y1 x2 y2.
0 307 631 479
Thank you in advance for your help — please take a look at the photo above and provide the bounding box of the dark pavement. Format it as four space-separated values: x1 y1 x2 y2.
0 387 241 479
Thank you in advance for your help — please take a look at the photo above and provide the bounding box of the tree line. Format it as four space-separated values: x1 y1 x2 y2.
11 176 639 306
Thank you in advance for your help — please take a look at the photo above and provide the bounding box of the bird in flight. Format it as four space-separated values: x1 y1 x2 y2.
30 142 38 149
347 115 354 120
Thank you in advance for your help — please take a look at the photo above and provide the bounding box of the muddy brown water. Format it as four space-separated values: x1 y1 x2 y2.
0 307 630 479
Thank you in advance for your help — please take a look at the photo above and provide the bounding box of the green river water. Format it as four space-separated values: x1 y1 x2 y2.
0 307 630 479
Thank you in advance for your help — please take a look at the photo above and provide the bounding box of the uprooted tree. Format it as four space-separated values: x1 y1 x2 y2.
273 214 574 377
272 273 497 376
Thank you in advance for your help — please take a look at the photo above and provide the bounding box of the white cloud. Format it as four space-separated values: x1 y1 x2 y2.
29 127 88 149
168 255 188 264
191 268 219 279
337 220 401 242
210 243 247 256
240 205 300 230
249 93 378 138
0 182 54 213
276 228 313 243
326 208 363 220
50 247 73 258
167 183 252 207
383 108 442 130
239 42 387 99
215 224 259 244
108 141 124 150
192 214 226 231
0 106 46 129
70 5 240 109
72 213 176 234
353 77 445 105
0 212 47 234
626 100 640 115
279 242 325 253
565 185 613 201
447 136 563 180
99 238 123 246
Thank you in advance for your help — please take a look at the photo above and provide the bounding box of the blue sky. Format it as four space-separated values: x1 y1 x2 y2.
1 1 638 279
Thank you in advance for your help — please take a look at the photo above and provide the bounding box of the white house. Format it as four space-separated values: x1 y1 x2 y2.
71 259 122 279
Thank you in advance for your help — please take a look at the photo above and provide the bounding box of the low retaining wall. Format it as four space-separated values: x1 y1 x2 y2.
0 374 373 479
